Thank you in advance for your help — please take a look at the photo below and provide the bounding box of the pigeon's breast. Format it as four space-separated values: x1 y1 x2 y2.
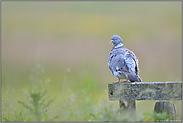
108 48 128 76
108 48 126 64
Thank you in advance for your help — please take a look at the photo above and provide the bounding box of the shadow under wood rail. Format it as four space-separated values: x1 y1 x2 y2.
108 81 182 121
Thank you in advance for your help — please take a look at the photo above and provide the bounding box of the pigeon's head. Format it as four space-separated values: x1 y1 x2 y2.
110 35 124 47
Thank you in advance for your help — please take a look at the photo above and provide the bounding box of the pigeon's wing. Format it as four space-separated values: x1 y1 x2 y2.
123 50 142 82
124 50 139 74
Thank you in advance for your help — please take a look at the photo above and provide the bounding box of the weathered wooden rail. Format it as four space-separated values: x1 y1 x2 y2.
108 81 182 122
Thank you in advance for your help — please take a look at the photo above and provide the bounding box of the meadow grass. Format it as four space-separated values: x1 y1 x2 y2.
2 84 180 122
1 64 182 122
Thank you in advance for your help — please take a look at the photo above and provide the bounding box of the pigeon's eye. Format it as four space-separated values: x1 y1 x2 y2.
116 38 119 40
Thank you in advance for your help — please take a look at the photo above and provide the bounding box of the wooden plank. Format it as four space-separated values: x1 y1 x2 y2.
108 82 182 100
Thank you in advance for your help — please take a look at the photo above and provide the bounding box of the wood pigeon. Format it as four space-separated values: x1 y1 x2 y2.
108 35 142 83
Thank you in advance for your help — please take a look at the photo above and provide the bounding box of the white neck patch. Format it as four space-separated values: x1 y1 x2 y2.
114 43 123 48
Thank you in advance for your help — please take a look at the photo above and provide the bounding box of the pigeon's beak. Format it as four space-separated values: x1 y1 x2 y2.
110 40 114 43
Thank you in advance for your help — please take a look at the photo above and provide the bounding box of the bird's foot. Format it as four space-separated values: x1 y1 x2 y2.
122 79 130 82
112 79 130 83
112 81 120 84
112 79 121 84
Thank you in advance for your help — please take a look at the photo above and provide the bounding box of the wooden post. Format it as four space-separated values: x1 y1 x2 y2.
154 101 177 122
119 100 136 121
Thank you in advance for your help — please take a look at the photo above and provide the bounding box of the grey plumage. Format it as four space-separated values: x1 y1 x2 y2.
108 35 142 82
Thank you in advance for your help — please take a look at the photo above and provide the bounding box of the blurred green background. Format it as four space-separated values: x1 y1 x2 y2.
1 1 182 121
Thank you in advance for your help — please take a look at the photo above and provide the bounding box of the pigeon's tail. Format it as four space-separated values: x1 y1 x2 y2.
136 75 142 82
125 73 142 82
